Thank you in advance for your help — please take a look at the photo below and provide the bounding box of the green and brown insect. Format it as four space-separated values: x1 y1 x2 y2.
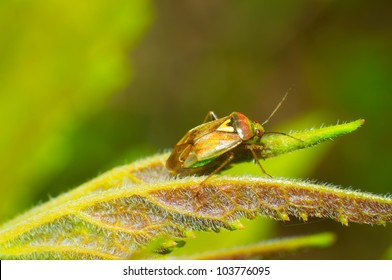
166 93 297 182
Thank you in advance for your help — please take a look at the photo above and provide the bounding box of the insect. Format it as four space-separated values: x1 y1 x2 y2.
166 93 297 182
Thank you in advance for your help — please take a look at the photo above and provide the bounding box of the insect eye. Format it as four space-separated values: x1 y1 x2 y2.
256 129 263 138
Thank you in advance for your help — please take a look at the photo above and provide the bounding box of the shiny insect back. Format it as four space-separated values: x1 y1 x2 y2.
166 112 267 177
166 92 294 180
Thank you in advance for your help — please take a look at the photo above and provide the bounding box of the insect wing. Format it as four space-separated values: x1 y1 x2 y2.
190 130 242 163
166 116 230 172
166 115 243 171
178 115 232 144
166 142 191 172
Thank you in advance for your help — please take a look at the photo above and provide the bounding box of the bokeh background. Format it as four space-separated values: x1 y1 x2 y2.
0 0 391 259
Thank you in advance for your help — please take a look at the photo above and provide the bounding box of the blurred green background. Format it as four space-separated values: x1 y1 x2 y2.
0 0 391 259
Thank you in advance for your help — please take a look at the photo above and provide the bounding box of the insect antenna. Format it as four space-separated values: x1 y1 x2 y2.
261 89 290 126
261 88 302 142
264 131 303 142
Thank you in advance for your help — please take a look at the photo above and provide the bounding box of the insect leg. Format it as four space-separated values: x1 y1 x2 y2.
246 144 272 178
192 152 234 211
200 152 234 185
202 111 219 123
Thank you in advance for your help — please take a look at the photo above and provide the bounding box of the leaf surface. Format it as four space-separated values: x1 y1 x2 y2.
2 119 389 260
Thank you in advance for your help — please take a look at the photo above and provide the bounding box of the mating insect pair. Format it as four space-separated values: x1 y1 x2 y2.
166 94 300 183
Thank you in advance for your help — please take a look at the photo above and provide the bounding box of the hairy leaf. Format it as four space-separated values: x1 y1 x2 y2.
1 119 389 260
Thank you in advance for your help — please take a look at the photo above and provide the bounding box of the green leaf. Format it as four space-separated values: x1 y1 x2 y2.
259 119 365 158
181 232 336 260
2 119 389 260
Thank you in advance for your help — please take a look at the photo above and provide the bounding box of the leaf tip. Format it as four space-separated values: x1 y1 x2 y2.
162 240 178 248
377 220 386 227
280 212 290 221
339 215 349 226
184 230 196 238
230 220 246 230
299 212 308 222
